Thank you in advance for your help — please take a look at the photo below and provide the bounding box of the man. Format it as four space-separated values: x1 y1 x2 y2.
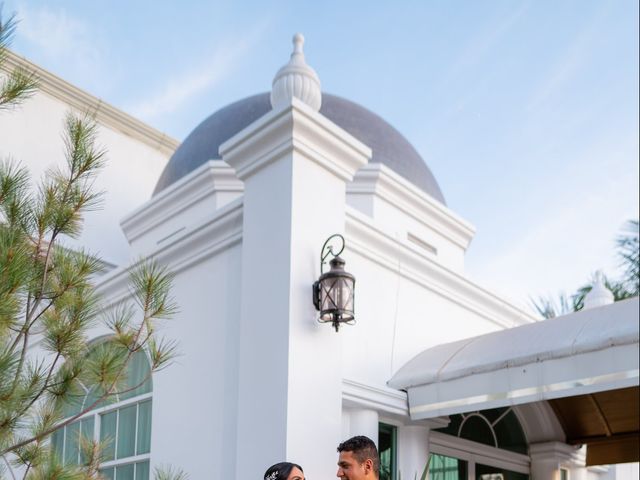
336 435 380 480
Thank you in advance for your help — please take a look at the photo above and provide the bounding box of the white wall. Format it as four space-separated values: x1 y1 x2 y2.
0 84 172 265
149 243 242 478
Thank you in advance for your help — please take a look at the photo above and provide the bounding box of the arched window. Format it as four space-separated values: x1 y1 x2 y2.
51 345 153 479
434 406 528 454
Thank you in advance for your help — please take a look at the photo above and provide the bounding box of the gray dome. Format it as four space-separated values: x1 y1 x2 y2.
154 93 445 204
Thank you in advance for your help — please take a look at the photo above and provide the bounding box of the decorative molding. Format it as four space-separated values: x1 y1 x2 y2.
529 441 583 464
342 378 408 418
220 97 371 181
346 207 536 329
430 430 530 473
96 199 243 305
121 160 243 243
271 33 322 112
2 50 179 156
348 164 475 250
514 401 566 445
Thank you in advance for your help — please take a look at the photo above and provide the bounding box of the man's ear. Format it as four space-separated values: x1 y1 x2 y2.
363 458 373 475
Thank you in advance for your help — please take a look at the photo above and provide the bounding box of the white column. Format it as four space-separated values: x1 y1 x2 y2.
223 97 370 480
530 442 580 480
397 425 430 480
348 409 380 446
568 446 589 480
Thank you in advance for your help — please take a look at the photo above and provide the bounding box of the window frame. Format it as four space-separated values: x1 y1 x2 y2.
51 343 153 478
430 431 530 477
379 422 398 480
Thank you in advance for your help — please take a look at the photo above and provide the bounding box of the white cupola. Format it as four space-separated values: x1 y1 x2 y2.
270 33 322 111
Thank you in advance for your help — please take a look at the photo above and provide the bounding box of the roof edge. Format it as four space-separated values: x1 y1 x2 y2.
3 49 179 156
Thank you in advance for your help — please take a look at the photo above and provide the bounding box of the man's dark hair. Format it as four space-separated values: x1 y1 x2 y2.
337 435 380 477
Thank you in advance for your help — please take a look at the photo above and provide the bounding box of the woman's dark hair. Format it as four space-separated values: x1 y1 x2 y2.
264 462 303 480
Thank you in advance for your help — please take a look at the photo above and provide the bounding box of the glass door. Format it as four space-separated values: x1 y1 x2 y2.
429 453 468 480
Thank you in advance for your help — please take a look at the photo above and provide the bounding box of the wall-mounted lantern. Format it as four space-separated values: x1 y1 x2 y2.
312 234 355 332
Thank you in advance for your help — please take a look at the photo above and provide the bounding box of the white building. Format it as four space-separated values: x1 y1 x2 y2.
1 35 638 480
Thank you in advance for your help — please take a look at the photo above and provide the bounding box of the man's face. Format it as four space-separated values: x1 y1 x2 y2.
336 450 371 480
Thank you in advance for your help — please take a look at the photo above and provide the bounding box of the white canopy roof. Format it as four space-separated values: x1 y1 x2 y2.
388 297 639 419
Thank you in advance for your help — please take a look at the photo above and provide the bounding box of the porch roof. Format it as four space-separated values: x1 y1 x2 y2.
388 297 639 465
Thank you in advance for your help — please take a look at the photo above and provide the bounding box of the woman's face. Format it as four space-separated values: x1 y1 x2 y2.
287 466 305 480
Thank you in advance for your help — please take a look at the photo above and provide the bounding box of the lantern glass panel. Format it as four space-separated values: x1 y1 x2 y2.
319 275 354 320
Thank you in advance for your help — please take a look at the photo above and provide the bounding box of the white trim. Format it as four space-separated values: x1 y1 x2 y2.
346 207 536 329
96 198 243 305
221 97 370 182
348 164 475 249
410 368 639 417
390 298 639 420
3 50 179 156
100 454 151 469
342 378 408 418
430 431 530 475
121 160 242 243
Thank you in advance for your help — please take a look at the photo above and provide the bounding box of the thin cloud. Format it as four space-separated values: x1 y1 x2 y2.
467 133 639 307
526 1 611 110
127 24 269 122
16 4 109 91
451 1 530 73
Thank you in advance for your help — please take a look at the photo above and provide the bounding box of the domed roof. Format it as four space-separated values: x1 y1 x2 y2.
154 93 446 204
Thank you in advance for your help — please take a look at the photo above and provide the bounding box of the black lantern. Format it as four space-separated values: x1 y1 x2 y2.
313 234 355 332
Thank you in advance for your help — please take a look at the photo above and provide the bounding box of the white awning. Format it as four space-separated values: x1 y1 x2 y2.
388 297 639 420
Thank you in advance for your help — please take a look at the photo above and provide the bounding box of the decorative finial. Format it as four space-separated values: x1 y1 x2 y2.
293 33 304 55
270 33 322 111
583 270 614 309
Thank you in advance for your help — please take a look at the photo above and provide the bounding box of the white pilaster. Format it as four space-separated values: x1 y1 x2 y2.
397 425 430 480
348 409 380 445
530 442 583 480
222 97 370 480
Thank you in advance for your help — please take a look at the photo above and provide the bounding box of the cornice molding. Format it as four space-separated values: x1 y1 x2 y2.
529 441 584 464
345 207 536 328
342 379 408 418
97 199 243 305
220 97 371 181
2 50 179 156
348 164 475 250
121 160 242 243
431 431 530 471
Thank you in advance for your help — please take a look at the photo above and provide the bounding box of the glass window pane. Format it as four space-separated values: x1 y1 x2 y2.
86 384 116 410
100 411 117 461
51 428 64 461
379 423 396 480
136 400 152 455
429 453 467 480
64 421 80 465
81 417 95 440
80 417 95 463
117 404 137 459
121 350 152 400
116 463 135 480
459 415 496 448
136 460 150 480
100 467 115 480
493 410 528 454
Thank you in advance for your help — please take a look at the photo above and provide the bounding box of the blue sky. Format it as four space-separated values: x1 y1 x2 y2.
4 0 639 309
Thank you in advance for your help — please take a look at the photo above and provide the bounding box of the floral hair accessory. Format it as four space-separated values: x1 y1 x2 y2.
265 472 279 480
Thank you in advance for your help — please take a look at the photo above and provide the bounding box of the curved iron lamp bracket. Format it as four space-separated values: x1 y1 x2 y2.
319 233 345 274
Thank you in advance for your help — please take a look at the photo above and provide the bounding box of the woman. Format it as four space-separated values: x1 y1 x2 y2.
264 462 305 480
